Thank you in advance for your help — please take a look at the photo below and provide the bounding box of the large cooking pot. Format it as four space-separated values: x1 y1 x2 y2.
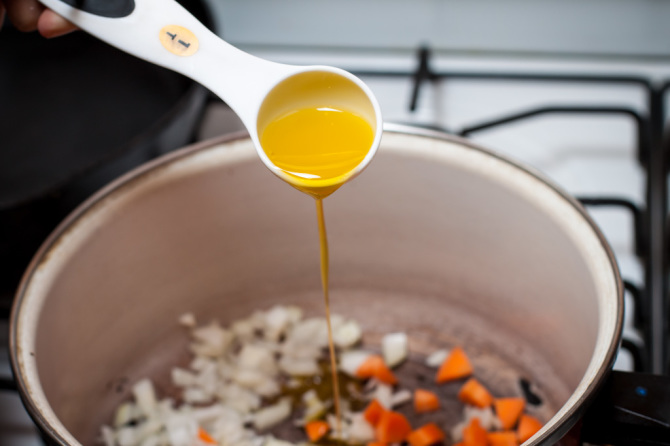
10 126 628 445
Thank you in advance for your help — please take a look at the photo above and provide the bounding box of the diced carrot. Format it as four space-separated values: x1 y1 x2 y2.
458 378 494 408
488 431 519 446
517 414 542 443
305 420 330 442
436 347 473 383
406 423 446 446
375 410 412 443
197 427 217 445
356 355 398 385
462 418 488 446
493 398 525 430
367 443 386 446
414 388 441 413
364 399 387 427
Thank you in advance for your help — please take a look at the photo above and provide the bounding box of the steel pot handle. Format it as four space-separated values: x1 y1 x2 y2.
581 370 670 445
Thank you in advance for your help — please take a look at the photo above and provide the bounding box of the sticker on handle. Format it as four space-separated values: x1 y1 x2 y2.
159 25 199 57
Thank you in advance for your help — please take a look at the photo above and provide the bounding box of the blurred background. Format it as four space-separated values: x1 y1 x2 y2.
2 0 670 444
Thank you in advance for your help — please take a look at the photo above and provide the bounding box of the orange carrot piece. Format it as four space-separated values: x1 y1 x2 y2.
305 420 330 442
462 418 488 446
458 378 494 408
356 355 398 385
488 431 519 446
414 389 441 413
494 398 525 430
197 427 217 445
407 423 446 446
364 399 387 427
375 410 412 443
517 414 542 443
367 443 386 446
436 347 473 383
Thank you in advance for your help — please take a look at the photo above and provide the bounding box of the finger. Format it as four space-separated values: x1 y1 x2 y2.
37 8 76 38
3 0 45 32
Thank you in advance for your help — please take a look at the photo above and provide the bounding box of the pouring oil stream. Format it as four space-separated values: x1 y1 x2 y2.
261 106 376 434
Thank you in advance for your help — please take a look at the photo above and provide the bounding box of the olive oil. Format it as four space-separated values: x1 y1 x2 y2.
260 106 374 199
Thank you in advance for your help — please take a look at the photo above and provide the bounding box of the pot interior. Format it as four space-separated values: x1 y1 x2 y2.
13 129 621 445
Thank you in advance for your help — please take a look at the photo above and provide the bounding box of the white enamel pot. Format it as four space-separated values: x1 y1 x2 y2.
10 126 623 445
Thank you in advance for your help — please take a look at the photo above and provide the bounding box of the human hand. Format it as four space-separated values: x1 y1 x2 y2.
1 0 77 38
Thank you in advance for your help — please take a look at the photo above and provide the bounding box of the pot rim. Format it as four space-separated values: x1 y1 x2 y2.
9 124 624 446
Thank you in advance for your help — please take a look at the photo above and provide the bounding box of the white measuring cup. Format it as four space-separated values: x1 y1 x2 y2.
38 0 383 188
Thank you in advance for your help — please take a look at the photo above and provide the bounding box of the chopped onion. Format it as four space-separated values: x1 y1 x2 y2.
280 341 321 361
326 413 349 441
339 350 372 376
171 368 196 388
299 390 328 423
216 359 234 380
285 318 328 350
193 362 218 397
348 413 375 442
372 382 393 409
237 344 277 374
426 349 450 368
390 389 412 408
190 356 214 372
164 413 197 446
278 356 319 377
135 417 163 443
113 402 139 428
233 369 270 390
183 387 211 404
264 306 301 342
210 412 251 446
189 404 228 425
132 379 157 417
333 320 363 349
252 398 292 431
216 383 261 414
254 379 281 398
382 332 408 368
231 318 257 341
116 425 138 446
463 405 501 431
191 322 234 358
450 407 501 443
